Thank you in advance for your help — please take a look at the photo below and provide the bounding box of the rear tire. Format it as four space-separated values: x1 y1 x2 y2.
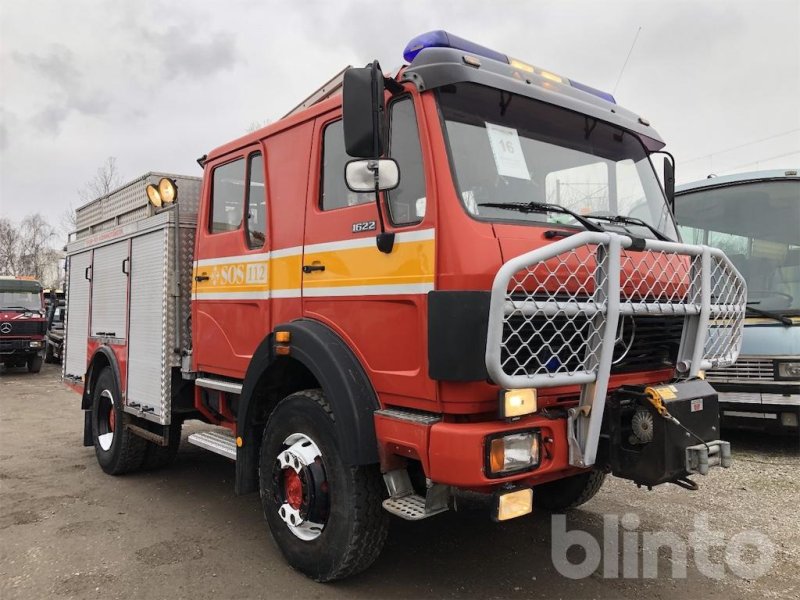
27 354 43 373
141 419 183 471
91 367 146 475
534 470 606 511
259 389 389 582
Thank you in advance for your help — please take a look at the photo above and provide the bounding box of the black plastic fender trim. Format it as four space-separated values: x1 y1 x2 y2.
80 345 123 446
235 319 380 495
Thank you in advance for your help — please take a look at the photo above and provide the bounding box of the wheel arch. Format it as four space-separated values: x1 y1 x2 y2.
80 345 122 411
235 319 380 495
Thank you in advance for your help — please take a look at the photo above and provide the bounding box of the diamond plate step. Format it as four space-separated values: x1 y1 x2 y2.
382 494 448 521
187 431 237 460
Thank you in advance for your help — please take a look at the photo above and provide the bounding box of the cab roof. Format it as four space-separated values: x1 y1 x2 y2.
676 169 799 194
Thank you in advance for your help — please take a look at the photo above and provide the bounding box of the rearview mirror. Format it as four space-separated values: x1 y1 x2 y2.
663 154 675 214
345 159 400 192
343 61 385 158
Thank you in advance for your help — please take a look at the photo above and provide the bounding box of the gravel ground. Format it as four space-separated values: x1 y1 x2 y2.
1 363 798 599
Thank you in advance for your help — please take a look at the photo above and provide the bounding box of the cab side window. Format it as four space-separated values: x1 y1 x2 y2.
210 158 246 233
320 120 371 210
387 97 426 225
246 153 267 248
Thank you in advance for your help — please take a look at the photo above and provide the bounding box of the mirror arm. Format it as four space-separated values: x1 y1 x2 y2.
368 160 394 253
383 76 404 95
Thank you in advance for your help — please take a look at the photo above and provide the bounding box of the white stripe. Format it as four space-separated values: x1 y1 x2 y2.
395 228 435 243
271 288 302 298
303 228 435 255
195 252 271 267
303 283 434 297
303 236 378 255
194 291 272 301
271 246 304 259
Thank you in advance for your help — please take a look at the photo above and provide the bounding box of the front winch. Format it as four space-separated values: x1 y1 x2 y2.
598 380 730 488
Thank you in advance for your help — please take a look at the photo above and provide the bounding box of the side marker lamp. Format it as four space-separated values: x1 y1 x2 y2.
500 388 537 419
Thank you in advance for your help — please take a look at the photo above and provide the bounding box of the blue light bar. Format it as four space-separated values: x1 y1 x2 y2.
569 79 616 104
403 30 617 104
403 30 508 64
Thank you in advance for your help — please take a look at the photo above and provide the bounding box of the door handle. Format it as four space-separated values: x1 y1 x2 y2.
302 264 325 273
122 257 130 275
194 273 210 282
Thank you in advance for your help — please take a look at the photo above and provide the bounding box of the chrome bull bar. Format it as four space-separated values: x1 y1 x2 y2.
484 231 747 468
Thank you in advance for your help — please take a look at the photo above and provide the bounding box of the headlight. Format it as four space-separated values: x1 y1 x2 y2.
499 388 537 419
486 430 541 477
776 361 800 380
29 341 42 348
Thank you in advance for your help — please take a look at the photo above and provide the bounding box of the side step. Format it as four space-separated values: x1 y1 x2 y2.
187 430 237 460
381 469 449 521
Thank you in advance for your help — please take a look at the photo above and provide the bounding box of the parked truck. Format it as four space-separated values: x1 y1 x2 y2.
676 169 799 434
64 31 747 581
1 276 46 373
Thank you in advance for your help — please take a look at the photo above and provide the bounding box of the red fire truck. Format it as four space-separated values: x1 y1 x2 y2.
1 276 47 372
64 31 746 581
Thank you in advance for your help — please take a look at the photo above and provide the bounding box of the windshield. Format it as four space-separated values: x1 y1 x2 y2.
0 290 43 312
676 179 800 314
438 83 676 240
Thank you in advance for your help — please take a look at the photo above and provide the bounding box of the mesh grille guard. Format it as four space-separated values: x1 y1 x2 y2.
484 231 747 468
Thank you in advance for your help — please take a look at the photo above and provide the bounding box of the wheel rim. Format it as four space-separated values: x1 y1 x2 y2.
273 433 329 541
97 389 115 451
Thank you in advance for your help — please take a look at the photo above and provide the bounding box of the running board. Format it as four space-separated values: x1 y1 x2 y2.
381 469 449 521
195 377 243 395
187 431 237 460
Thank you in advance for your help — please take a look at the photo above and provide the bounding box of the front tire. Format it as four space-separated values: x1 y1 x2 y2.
259 389 388 582
91 367 146 475
27 354 43 373
44 341 55 363
533 470 606 511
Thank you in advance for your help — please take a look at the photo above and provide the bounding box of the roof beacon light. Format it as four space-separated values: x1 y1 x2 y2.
403 30 616 104
403 30 507 63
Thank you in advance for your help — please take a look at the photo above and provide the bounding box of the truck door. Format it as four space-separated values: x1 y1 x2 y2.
302 96 436 403
64 250 92 379
193 146 270 377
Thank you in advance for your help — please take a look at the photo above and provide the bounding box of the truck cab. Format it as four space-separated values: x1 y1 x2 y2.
0 277 46 373
676 169 800 434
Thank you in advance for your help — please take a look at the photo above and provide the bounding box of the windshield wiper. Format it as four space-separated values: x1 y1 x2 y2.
584 213 674 243
478 202 605 233
745 303 793 326
1 306 34 312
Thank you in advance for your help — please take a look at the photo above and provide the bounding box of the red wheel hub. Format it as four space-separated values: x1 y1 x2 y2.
108 407 116 432
283 469 303 509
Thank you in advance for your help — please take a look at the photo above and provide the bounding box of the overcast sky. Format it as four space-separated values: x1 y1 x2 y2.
1 0 798 232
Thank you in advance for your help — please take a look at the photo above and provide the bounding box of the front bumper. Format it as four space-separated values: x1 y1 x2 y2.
375 409 579 489
0 337 44 356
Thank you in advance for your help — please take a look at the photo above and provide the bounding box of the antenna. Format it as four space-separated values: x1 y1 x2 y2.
613 26 642 96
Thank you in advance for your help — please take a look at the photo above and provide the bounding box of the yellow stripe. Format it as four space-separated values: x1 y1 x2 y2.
192 236 434 296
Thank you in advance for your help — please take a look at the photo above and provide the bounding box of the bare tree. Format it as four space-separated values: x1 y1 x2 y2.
0 217 21 276
246 119 271 133
0 214 62 287
78 156 123 202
